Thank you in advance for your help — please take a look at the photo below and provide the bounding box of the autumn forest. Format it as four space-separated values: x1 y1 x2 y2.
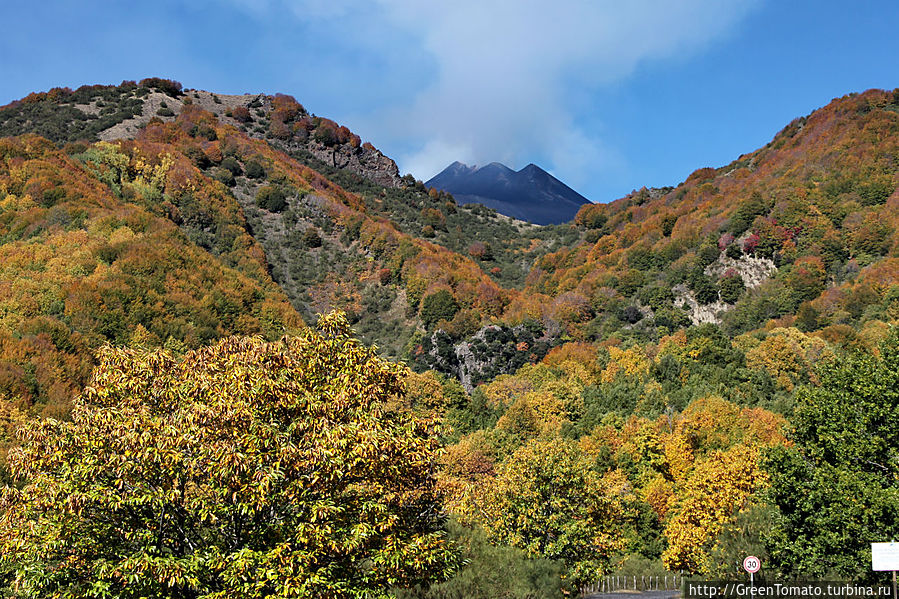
0 79 897 597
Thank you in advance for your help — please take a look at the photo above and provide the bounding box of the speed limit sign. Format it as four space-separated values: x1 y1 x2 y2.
744 556 761 574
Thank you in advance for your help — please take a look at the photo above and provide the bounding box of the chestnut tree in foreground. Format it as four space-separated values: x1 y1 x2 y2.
0 312 457 598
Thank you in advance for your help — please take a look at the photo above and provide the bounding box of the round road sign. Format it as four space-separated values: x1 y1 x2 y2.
743 556 761 574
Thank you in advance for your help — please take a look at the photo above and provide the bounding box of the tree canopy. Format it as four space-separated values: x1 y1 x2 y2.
0 312 457 598
456 438 627 584
765 331 899 579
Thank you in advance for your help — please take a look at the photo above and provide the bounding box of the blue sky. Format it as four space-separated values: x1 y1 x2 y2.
2 1 898 203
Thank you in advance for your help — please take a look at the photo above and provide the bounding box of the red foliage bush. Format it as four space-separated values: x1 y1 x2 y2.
468 242 488 259
743 233 760 254
269 119 291 140
272 93 304 120
686 167 716 184
231 106 251 123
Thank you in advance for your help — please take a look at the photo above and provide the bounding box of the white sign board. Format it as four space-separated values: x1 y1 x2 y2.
872 542 899 571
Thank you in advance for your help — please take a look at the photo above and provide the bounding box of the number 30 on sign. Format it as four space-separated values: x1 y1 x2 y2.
744 556 761 574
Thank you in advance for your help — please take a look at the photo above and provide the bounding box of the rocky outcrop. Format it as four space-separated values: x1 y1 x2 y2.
285 139 402 188
674 251 779 325
418 324 553 392
91 88 403 189
705 252 777 289
673 284 731 326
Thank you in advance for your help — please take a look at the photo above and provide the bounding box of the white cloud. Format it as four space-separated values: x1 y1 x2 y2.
401 139 478 183
229 0 760 194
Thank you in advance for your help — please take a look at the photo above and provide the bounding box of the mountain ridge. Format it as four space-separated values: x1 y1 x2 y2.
0 82 404 189
426 160 591 225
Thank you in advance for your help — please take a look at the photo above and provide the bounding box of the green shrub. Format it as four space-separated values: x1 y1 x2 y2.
579 208 607 229
617 269 645 297
628 246 657 270
213 167 235 187
858 179 893 206
689 272 719 305
661 214 678 237
729 192 768 236
420 290 459 329
255 185 288 212
654 306 691 331
394 521 568 599
220 156 242 176
698 242 721 267
139 77 183 96
190 123 217 141
244 160 266 179
302 227 322 248
718 273 745 304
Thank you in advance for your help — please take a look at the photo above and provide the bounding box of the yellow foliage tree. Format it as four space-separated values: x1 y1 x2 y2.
457 438 627 584
661 444 767 574
0 312 458 597
744 327 830 391
601 346 650 383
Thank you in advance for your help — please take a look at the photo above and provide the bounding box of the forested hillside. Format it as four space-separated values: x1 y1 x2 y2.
1 79 898 596
537 89 899 345
0 134 300 415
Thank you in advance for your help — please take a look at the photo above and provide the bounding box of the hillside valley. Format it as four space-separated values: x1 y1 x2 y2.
1 79 899 595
